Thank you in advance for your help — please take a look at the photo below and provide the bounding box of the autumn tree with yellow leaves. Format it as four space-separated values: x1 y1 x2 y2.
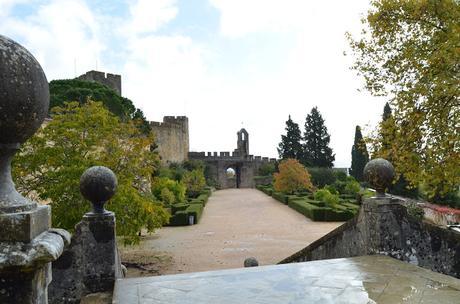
347 0 459 202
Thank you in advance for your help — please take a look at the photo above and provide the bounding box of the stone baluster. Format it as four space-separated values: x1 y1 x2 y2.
0 35 70 303
49 166 123 303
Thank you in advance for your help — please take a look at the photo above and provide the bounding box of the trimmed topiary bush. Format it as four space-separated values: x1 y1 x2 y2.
272 191 289 204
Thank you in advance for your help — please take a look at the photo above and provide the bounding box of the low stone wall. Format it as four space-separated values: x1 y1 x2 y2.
280 197 460 279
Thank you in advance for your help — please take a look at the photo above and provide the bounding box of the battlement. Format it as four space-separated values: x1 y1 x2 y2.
150 116 188 130
188 151 276 163
77 70 122 95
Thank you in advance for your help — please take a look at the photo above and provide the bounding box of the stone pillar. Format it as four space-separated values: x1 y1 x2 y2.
0 35 70 303
361 158 404 252
49 166 123 303
79 166 123 292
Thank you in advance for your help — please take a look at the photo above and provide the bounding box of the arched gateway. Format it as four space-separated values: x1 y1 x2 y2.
189 129 276 189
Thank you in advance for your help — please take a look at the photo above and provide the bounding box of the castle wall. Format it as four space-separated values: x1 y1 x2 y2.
77 70 122 95
151 116 189 165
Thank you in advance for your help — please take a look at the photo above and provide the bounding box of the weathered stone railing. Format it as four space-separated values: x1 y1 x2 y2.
0 35 70 303
279 158 460 278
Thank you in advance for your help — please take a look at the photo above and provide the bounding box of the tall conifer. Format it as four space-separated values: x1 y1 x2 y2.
278 115 302 160
350 125 369 181
302 107 335 167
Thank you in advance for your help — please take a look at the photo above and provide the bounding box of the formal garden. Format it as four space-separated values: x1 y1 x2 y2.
256 159 367 222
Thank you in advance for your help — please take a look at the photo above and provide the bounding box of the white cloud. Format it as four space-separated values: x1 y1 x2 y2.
121 35 208 120
2 0 385 167
124 0 178 35
0 0 104 80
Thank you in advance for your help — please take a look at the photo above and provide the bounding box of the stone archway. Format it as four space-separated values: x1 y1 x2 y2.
225 163 242 188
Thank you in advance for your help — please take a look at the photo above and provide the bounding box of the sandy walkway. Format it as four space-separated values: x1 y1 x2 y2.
121 189 342 277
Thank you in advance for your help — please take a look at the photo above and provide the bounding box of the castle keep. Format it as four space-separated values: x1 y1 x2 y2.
77 70 122 95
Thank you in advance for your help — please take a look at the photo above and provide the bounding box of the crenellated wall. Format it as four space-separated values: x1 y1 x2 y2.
151 116 189 164
189 129 276 189
77 70 122 95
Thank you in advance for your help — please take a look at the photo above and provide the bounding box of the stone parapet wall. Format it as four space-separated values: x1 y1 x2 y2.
280 197 460 279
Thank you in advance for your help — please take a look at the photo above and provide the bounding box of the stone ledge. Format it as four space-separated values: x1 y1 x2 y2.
0 230 68 270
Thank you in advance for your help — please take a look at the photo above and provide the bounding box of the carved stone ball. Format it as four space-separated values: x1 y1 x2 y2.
363 158 395 195
80 166 118 205
0 35 49 144
244 257 259 267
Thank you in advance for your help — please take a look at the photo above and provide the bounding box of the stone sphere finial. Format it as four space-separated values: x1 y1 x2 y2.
0 35 49 213
363 158 395 196
0 35 49 145
80 166 117 214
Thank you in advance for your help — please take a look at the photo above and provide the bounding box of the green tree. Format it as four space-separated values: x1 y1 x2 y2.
302 107 335 167
347 0 460 200
49 79 151 133
181 169 206 198
13 101 168 244
350 125 369 181
278 115 303 160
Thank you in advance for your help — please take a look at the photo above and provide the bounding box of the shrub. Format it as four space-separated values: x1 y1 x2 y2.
307 167 336 188
160 188 176 207
344 180 361 196
334 170 348 182
182 169 206 198
258 162 277 176
152 177 186 205
274 159 314 194
324 184 339 195
314 189 339 208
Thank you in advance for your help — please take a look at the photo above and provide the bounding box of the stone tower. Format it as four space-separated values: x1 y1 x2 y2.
235 128 249 157
150 116 190 164
77 70 122 95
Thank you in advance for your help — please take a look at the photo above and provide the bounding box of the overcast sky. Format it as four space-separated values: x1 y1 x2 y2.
1 0 386 167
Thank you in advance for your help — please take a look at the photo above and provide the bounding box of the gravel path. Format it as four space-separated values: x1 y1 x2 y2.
121 189 342 276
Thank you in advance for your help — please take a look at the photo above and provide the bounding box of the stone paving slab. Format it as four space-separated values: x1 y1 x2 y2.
113 255 460 303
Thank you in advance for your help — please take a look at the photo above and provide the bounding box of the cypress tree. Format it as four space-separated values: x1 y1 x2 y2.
302 107 335 167
382 102 392 121
350 125 369 181
277 115 303 160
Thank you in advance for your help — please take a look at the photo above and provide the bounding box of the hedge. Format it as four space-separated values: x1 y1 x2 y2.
168 211 188 226
171 203 189 214
185 204 204 223
272 192 289 204
257 186 358 222
288 200 328 221
167 188 212 226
